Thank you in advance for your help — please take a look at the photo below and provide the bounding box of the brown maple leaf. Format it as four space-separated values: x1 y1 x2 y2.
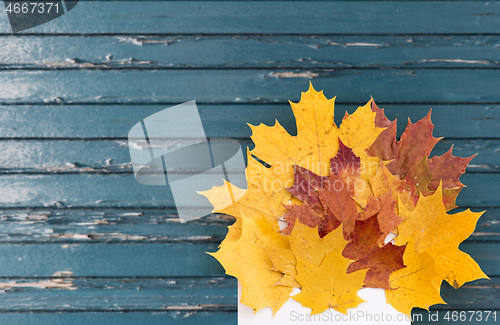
428 146 475 190
330 139 361 197
285 165 327 216
367 110 442 179
367 100 400 162
318 170 359 238
282 140 364 239
280 187 342 239
427 146 475 210
343 214 406 289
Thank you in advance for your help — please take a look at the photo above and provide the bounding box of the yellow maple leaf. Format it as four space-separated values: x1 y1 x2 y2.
339 101 381 156
208 214 292 315
250 82 339 178
395 183 489 288
263 247 300 287
199 150 291 233
292 224 367 314
386 243 446 315
369 162 400 198
369 161 417 214
198 179 246 242
288 218 346 266
263 220 346 288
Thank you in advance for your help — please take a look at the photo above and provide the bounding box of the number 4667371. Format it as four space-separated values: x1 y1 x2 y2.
5 2 59 14
443 311 496 322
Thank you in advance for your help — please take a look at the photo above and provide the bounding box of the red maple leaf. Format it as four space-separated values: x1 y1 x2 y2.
367 109 442 179
343 215 406 289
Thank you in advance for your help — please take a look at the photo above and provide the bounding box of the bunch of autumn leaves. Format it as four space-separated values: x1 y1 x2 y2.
200 84 488 316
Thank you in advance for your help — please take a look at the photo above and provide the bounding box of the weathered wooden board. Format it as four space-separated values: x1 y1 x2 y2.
0 312 237 325
0 243 225 276
0 206 497 243
0 276 236 311
0 172 495 208
1 35 499 69
1 69 500 104
0 139 497 173
0 104 499 139
0 277 496 312
0 208 230 243
0 242 493 277
1 1 499 34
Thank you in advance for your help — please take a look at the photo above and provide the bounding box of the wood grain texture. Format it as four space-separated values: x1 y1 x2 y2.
0 104 499 139
1 69 500 104
0 1 499 34
0 312 237 325
0 139 497 173
0 276 236 311
0 243 225 276
1 35 499 69
0 208 231 243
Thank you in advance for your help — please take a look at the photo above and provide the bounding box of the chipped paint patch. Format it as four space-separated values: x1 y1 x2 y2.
35 58 153 68
469 164 497 169
125 139 204 151
116 36 181 46
329 42 387 47
162 304 220 310
88 233 148 240
0 279 77 290
73 220 110 226
52 234 91 240
422 59 492 65
52 233 214 241
52 270 74 277
268 71 319 78
61 244 79 249
471 232 500 236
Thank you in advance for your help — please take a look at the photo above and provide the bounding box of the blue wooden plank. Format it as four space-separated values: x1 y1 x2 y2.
0 69 499 104
439 278 500 310
0 243 224 276
0 1 499 34
1 35 499 69
0 104 498 139
0 174 175 208
472 208 500 241
0 139 496 173
0 208 231 243
0 312 237 325
0 277 236 311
